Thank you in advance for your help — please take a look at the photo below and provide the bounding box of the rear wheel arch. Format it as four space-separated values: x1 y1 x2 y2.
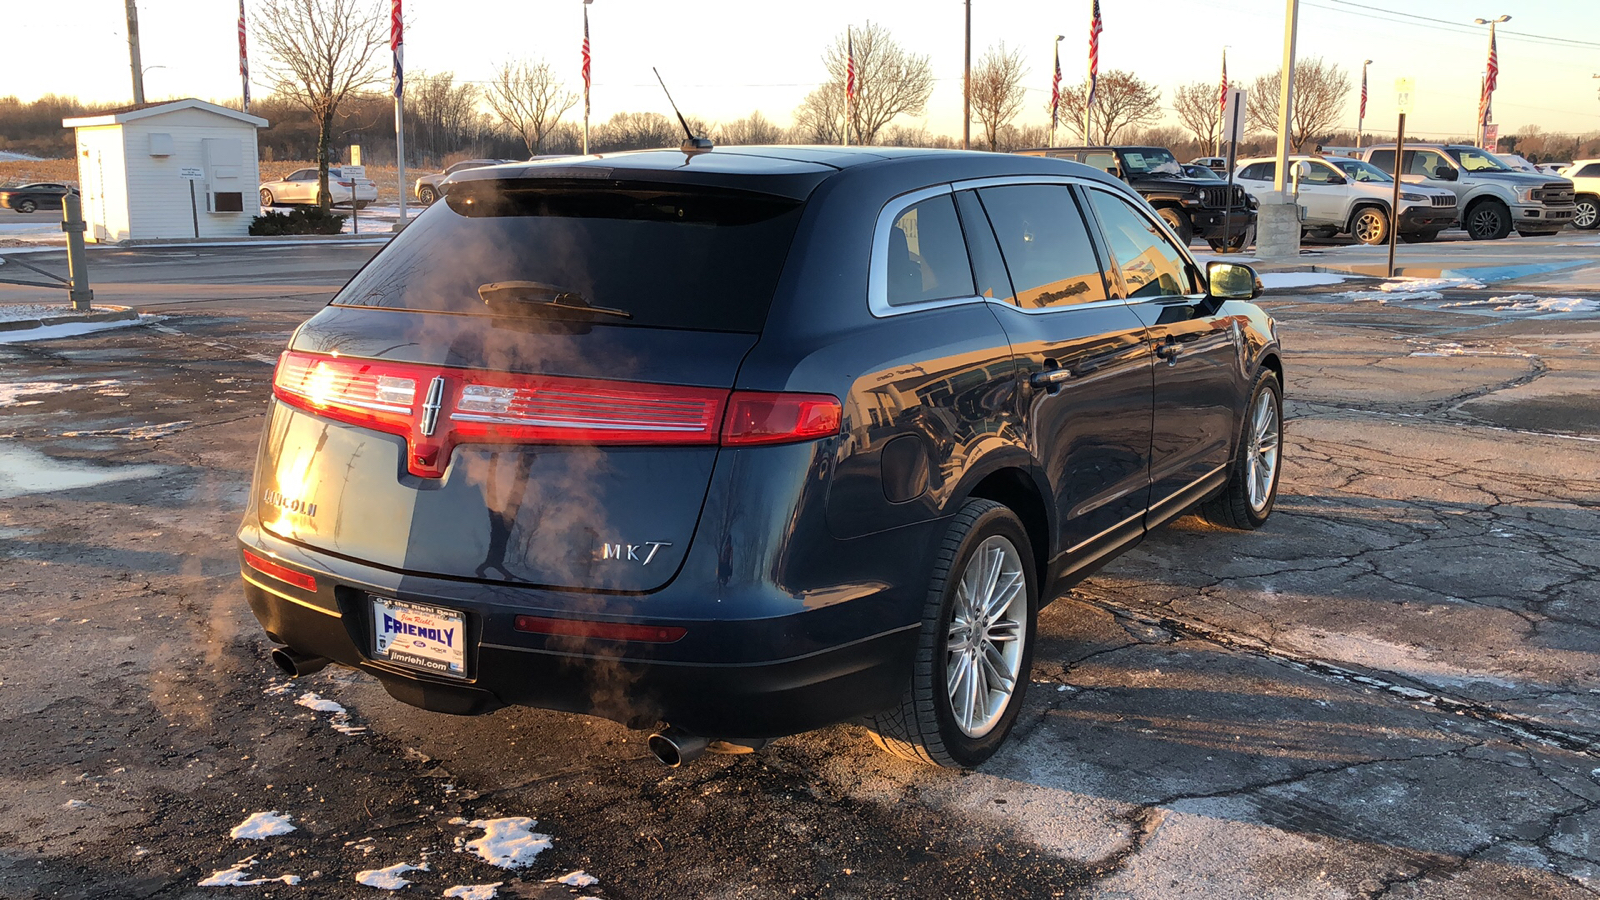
964 467 1051 587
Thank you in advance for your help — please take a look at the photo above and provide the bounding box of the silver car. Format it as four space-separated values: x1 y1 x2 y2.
260 167 378 209
413 159 509 205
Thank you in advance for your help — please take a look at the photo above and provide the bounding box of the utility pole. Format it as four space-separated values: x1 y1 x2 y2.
125 0 146 105
962 0 971 150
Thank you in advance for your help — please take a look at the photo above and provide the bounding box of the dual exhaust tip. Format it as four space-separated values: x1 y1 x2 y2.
271 647 331 679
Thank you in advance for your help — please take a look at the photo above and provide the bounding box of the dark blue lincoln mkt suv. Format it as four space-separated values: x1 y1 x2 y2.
238 146 1283 769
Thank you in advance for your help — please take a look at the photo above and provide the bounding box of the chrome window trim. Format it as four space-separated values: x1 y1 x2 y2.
868 174 1142 319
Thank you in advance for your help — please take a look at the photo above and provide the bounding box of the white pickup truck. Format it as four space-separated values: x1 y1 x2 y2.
1234 155 1459 244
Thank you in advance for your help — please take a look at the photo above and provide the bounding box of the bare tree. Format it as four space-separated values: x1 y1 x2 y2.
1246 57 1351 151
717 111 786 145
794 22 934 145
1055 70 1162 144
596 111 680 151
1172 81 1223 155
484 59 578 156
256 0 388 210
971 42 1028 152
407 71 482 164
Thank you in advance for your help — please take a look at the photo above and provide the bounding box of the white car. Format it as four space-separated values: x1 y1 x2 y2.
1560 159 1600 229
1234 155 1459 244
259 167 378 209
1496 153 1541 174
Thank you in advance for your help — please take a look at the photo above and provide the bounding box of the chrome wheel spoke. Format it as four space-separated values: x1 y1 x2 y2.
945 534 1028 739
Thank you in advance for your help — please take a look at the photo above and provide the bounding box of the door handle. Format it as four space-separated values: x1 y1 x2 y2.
1154 337 1181 363
1030 368 1075 388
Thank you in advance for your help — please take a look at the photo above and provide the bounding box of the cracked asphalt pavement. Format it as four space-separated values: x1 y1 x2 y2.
0 246 1597 898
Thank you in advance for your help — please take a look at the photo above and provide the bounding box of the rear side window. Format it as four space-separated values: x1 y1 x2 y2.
885 194 975 306
1087 189 1199 299
334 183 804 333
977 184 1108 309
1366 150 1395 172
1241 162 1275 181
1578 164 1600 178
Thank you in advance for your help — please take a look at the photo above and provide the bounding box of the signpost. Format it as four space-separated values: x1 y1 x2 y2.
1388 79 1414 278
1482 123 1499 151
1221 88 1247 254
341 163 366 235
179 166 204 238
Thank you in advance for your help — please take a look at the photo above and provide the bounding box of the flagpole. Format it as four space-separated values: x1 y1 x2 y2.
1357 59 1371 149
1050 36 1063 148
237 0 251 114
843 25 851 147
1218 47 1227 155
392 0 406 227
1085 0 1101 145
582 0 593 155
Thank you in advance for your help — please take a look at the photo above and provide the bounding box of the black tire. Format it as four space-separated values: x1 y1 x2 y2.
1399 229 1441 244
15 198 36 214
1201 368 1283 530
1156 207 1193 246
1207 229 1249 253
1575 196 1599 230
418 186 437 206
259 189 275 208
866 499 1038 769
1350 206 1388 245
1464 200 1511 240
355 200 371 210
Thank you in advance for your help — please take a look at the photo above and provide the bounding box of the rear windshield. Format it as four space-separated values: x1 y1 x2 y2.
334 182 804 332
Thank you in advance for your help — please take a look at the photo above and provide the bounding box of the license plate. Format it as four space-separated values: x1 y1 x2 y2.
371 598 466 677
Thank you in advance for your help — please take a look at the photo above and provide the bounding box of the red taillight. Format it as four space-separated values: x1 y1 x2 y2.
513 615 687 643
242 549 318 592
271 350 840 478
723 392 843 446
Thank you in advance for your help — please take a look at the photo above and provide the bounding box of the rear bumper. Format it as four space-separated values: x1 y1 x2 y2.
237 531 919 738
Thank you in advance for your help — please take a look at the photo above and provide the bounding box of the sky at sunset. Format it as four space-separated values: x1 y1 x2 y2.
6 0 1599 143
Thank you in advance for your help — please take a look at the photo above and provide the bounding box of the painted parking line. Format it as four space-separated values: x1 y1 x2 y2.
148 322 277 365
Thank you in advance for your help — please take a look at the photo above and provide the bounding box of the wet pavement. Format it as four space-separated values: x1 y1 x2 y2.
0 245 1597 898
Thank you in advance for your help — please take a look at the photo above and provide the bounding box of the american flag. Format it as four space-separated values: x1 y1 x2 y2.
1360 67 1367 120
1480 29 1498 126
1087 0 1102 110
1218 49 1227 115
582 6 592 118
237 0 250 112
1051 42 1061 128
390 0 403 99
846 28 856 101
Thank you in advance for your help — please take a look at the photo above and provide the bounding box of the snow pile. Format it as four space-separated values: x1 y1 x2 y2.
1335 289 1443 303
0 318 150 344
554 870 599 887
1378 277 1485 292
230 811 295 840
356 861 428 890
1440 294 1600 314
293 691 367 735
1256 272 1349 289
444 885 504 900
197 859 301 887
460 817 553 869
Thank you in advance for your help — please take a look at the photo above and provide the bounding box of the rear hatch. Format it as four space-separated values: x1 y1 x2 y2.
254 174 825 592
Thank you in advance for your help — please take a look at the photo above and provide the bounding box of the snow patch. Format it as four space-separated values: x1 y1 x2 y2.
356 861 428 890
60 420 192 440
62 799 89 809
460 817 553 869
1335 289 1444 303
444 884 503 899
230 811 294 840
1256 272 1350 289
0 443 165 500
0 379 119 407
0 317 150 343
197 859 301 887
1378 277 1485 292
296 691 345 714
554 870 599 887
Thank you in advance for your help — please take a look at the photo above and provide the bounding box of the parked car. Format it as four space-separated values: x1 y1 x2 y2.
1190 156 1229 175
239 146 1283 770
1494 152 1540 174
259 167 377 209
1539 162 1571 177
1234 155 1458 244
1359 143 1576 239
0 182 76 214
1019 145 1257 250
1560 159 1600 229
1182 163 1224 181
413 159 513 205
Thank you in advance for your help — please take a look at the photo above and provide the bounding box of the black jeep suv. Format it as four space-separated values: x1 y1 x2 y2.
1019 146 1258 251
239 146 1283 769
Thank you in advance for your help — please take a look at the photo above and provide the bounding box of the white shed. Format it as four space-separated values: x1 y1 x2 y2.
62 99 269 243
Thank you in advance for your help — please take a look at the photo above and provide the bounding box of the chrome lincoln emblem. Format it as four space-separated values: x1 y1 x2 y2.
420 376 446 437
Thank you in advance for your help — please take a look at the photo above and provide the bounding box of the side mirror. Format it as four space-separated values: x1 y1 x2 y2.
1207 261 1260 301
1435 166 1458 181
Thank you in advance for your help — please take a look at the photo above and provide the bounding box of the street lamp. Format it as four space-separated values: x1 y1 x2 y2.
1357 59 1372 149
1473 15 1510 148
1049 35 1065 148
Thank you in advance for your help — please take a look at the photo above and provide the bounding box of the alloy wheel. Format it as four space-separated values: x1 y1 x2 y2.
945 535 1027 739
1468 206 1504 239
1246 387 1281 513
1575 199 1598 230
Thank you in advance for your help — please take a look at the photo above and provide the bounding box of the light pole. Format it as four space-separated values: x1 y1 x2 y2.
125 0 145 105
1473 15 1509 148
1257 0 1301 261
1357 59 1371 149
1050 35 1064 148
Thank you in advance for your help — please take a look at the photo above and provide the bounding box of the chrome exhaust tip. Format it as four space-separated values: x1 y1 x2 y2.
271 647 331 678
647 726 710 768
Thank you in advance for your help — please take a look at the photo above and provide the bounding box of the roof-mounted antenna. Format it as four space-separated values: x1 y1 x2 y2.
653 67 714 154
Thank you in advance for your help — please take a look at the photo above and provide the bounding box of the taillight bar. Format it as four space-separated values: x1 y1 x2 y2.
271 350 843 478
243 549 318 592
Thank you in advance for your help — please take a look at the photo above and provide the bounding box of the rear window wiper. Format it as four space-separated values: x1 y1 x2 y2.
477 281 633 320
